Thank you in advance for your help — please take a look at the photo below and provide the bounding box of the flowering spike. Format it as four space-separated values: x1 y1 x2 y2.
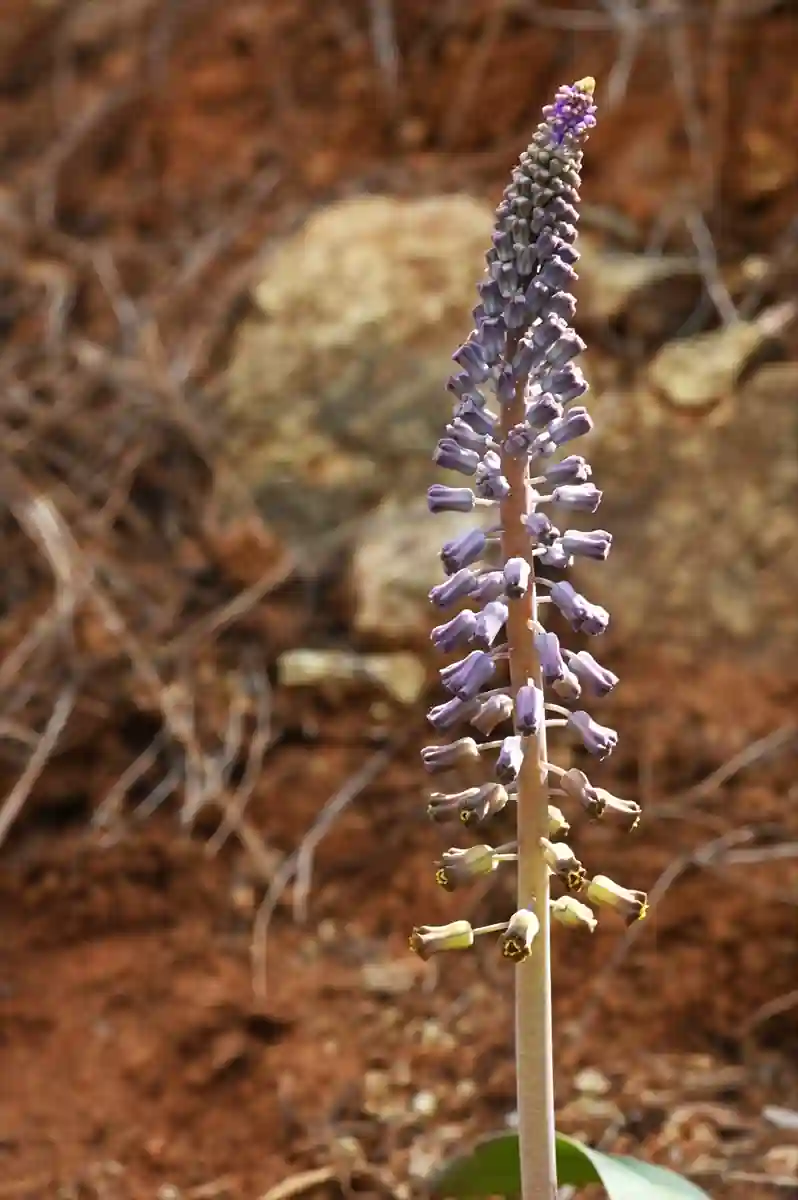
412 80 646 1200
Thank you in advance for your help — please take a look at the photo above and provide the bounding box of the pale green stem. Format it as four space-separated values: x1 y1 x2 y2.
499 346 557 1200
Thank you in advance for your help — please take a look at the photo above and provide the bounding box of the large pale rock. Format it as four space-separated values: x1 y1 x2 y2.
223 195 797 661
224 194 492 541
578 358 798 661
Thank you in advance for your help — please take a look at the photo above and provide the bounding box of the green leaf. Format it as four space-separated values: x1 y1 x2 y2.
555 1133 712 1199
428 1130 712 1199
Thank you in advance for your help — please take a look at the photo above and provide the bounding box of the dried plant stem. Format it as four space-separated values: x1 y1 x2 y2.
499 367 557 1199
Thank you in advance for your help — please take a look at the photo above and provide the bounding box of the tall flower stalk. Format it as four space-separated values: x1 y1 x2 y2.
411 79 647 1200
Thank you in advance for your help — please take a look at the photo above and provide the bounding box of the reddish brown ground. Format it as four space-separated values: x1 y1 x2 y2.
1 2 798 1198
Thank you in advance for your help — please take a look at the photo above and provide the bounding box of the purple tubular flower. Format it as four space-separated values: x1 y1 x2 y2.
445 419 487 453
497 735 524 784
427 695 481 732
545 331 585 370
543 455 592 486
522 511 559 546
446 371 472 398
478 316 506 362
525 394 563 429
495 365 516 406
536 257 578 295
429 568 478 609
503 556 531 598
452 340 491 384
476 471 511 501
544 363 588 404
549 581 609 635
560 528 612 560
440 528 487 575
533 628 567 684
474 451 511 500
472 600 508 649
547 407 593 447
542 78 597 146
567 710 618 760
431 610 479 653
504 293 529 329
470 571 506 603
551 483 603 512
537 541 572 570
503 423 536 457
433 438 481 475
568 650 619 696
427 485 476 514
442 650 496 701
515 683 544 735
456 396 496 437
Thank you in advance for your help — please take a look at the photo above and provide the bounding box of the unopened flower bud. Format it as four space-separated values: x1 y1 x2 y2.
436 844 498 891
471 571 506 604
421 738 481 773
560 767 605 817
560 528 612 561
540 836 586 891
543 455 592 486
587 875 648 924
496 734 524 783
503 556 531 598
547 406 593 447
410 920 475 960
472 600 509 649
441 528 487 575
547 804 570 838
522 510 559 546
515 683 544 735
550 896 597 932
434 438 481 475
470 693 514 735
427 485 477 514
500 908 540 962
551 483 602 512
552 667 581 701
533 628 567 684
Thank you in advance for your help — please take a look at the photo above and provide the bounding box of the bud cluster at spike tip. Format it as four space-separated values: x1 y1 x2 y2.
410 78 647 966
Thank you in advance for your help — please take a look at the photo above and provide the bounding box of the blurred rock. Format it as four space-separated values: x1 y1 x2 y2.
224 193 492 542
578 360 798 661
224 196 797 663
351 496 495 645
647 304 795 408
577 234 703 345
278 646 426 706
